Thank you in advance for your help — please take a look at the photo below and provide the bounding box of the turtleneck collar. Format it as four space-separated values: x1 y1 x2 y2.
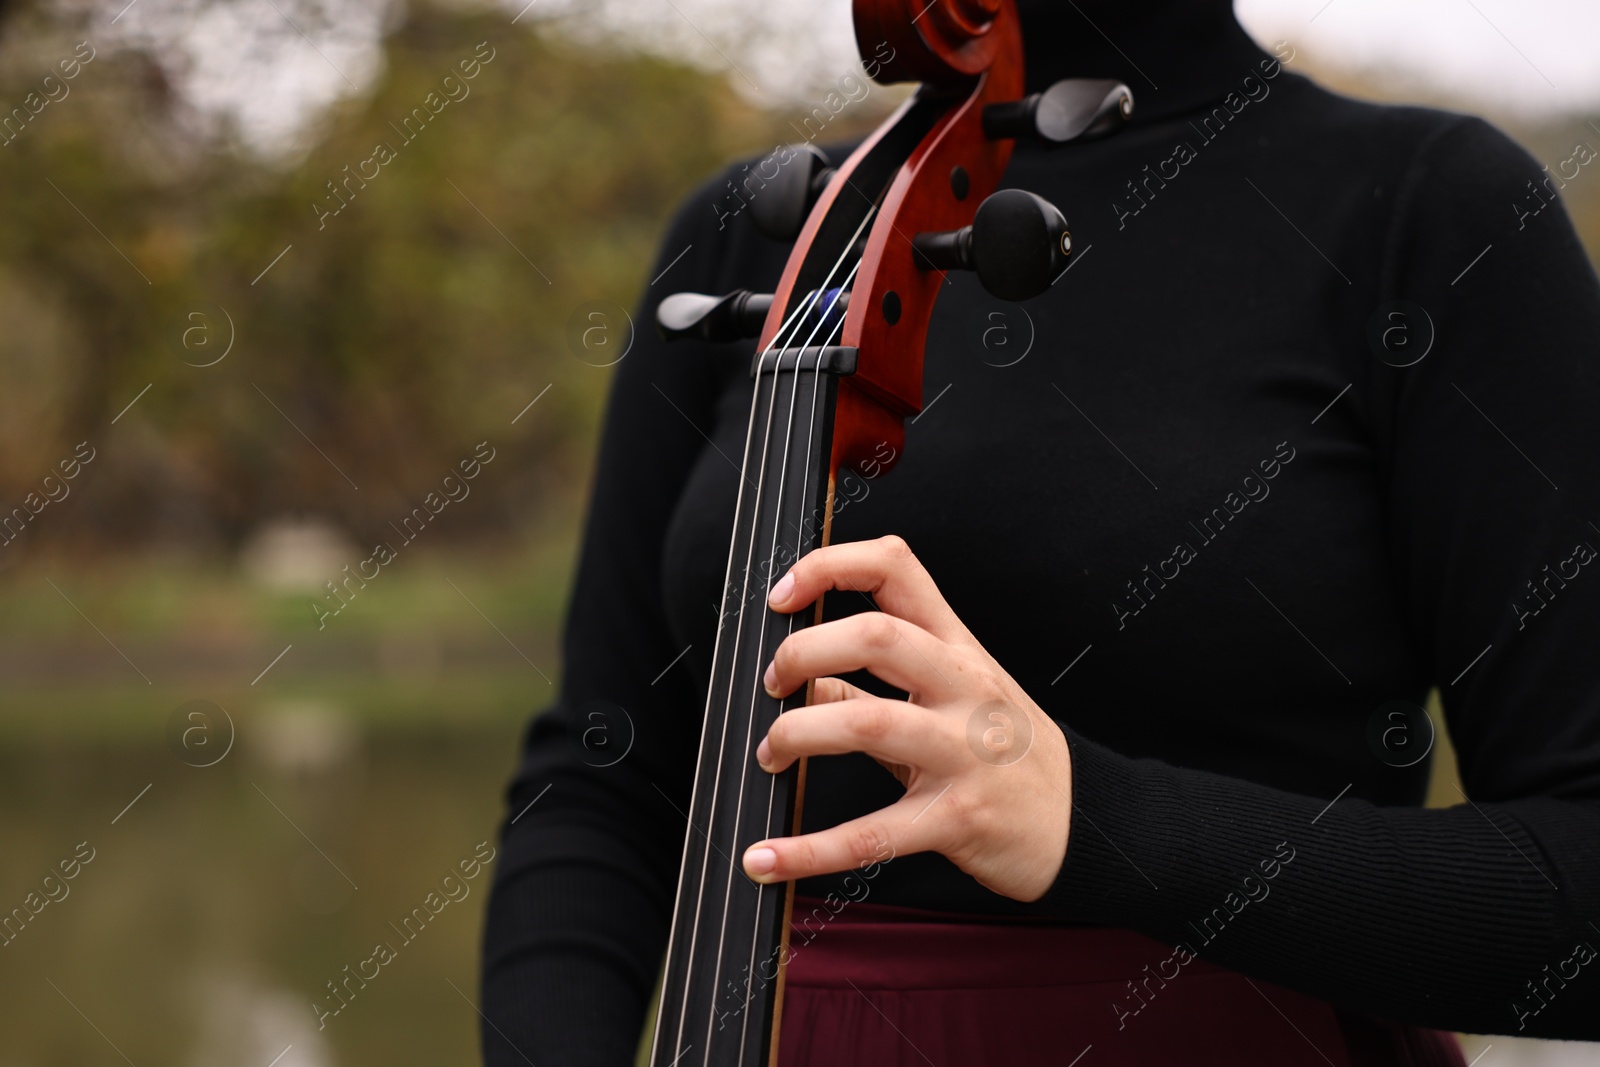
1017 0 1273 123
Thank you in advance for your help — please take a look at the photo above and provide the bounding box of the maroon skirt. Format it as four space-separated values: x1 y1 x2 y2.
777 896 1464 1067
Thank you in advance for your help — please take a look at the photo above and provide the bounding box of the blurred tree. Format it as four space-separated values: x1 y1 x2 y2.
0 0 800 556
0 7 1593 562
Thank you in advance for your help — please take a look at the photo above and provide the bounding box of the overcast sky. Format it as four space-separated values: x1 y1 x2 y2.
1238 0 1600 115
95 0 1600 160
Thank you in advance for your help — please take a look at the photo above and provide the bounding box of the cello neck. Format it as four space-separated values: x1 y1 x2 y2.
650 337 844 1067
649 1 1041 1061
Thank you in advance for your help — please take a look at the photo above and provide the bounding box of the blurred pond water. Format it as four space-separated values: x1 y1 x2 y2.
0 706 526 1066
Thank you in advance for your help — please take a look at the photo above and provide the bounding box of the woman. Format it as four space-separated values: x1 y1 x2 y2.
481 1 1600 1063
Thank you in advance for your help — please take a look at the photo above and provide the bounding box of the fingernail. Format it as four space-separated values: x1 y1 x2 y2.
755 737 772 769
763 661 777 695
769 572 794 606
744 846 777 879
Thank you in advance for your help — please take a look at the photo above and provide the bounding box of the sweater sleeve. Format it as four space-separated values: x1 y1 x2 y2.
478 173 737 1067
1043 117 1600 1039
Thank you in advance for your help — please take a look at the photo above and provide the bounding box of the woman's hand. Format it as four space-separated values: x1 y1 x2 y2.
741 535 1072 902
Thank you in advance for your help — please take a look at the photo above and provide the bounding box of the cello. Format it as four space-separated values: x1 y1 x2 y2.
648 2 1130 1063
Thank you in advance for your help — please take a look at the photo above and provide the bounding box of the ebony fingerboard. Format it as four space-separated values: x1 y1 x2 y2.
650 360 840 1067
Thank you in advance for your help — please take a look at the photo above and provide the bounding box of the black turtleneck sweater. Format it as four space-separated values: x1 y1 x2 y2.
481 3 1600 1060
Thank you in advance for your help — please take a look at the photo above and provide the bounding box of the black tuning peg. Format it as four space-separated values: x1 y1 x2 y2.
657 289 773 343
911 189 1070 302
748 144 834 242
982 79 1133 144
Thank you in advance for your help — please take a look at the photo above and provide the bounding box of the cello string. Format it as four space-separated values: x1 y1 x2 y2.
667 204 878 1065
731 272 858 1064
669 277 839 1062
668 280 833 1065
702 263 862 1064
713 266 860 1066
654 251 855 1066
